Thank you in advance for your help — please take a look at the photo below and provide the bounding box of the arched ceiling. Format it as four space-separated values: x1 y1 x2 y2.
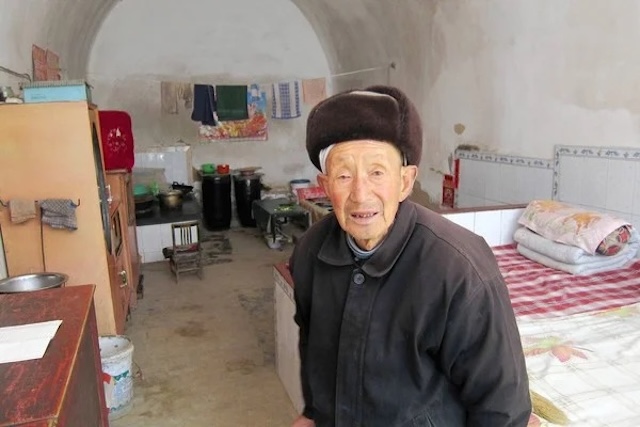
0 0 447 197
2 0 433 100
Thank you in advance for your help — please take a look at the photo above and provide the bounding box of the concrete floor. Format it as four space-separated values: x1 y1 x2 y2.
111 227 298 427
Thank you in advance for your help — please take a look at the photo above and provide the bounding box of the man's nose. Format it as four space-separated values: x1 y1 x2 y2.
350 175 371 202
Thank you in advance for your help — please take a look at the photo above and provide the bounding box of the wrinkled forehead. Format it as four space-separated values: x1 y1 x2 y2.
326 140 404 165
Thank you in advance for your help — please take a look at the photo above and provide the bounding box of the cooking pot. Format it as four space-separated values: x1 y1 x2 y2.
171 181 194 196
158 190 183 209
134 194 155 211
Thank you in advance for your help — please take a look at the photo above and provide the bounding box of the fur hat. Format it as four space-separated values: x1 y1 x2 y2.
306 85 423 171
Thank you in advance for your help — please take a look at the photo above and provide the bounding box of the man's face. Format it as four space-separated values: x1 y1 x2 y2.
317 140 417 251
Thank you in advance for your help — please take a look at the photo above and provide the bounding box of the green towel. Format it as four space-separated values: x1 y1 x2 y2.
216 85 248 121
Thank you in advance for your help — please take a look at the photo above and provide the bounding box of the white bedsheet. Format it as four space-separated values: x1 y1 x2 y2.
519 303 640 426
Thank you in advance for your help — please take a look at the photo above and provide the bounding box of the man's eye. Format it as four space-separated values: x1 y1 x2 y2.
371 170 384 176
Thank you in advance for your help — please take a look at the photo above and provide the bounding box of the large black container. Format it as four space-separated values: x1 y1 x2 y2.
202 174 232 231
233 173 262 227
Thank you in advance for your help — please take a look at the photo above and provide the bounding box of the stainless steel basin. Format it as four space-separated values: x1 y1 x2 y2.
0 273 69 293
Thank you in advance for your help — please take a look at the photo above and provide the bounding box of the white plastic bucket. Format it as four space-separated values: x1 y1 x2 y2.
290 179 311 202
99 335 134 420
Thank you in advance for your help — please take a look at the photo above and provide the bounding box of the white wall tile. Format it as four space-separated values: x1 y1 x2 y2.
579 157 608 208
532 168 554 201
605 158 635 214
443 212 475 232
144 251 165 263
134 146 193 185
499 208 525 245
474 211 502 246
484 163 503 204
135 227 145 253
456 194 485 209
138 224 162 258
160 224 174 249
499 164 519 204
557 156 583 204
632 163 640 216
459 160 485 200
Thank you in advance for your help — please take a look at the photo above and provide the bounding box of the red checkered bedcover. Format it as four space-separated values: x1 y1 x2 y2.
493 244 640 318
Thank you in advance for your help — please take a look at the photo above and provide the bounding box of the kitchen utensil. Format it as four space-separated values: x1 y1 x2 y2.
134 184 150 197
201 163 216 174
158 190 183 210
235 166 262 176
0 272 68 293
134 194 155 211
171 181 194 196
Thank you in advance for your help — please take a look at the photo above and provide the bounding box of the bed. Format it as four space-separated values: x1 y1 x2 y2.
493 244 640 427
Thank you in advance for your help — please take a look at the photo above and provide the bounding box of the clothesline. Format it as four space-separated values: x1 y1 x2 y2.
84 62 395 85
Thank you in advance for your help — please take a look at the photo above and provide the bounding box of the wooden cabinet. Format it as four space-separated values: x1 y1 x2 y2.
107 170 140 310
0 102 127 334
0 285 108 427
107 201 130 330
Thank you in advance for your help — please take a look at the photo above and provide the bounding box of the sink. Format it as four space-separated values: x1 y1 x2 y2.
0 273 69 293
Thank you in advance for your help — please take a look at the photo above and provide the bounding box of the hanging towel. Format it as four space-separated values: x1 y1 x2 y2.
272 81 302 119
39 199 78 230
161 81 179 114
216 85 249 121
302 78 327 106
9 199 36 223
178 83 194 110
191 84 217 125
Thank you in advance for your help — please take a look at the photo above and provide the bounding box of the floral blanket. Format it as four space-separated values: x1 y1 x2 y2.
520 303 640 426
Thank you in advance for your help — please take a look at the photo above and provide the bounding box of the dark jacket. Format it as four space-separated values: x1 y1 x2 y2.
289 200 531 427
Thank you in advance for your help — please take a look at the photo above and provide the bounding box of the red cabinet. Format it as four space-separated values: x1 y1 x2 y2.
0 285 108 427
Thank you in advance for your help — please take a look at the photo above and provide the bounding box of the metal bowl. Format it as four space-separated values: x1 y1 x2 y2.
0 273 69 293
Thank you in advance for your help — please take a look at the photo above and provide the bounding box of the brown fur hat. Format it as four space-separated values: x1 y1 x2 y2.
306 85 423 170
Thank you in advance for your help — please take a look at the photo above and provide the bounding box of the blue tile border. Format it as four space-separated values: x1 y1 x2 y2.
456 149 552 169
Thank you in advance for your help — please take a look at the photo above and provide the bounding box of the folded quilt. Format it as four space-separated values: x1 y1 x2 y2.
518 200 631 254
514 227 597 265
516 231 640 275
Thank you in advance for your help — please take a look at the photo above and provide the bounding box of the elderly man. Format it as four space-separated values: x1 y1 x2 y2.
288 85 531 427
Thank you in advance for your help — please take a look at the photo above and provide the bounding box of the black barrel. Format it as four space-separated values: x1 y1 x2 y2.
233 173 262 227
202 174 232 231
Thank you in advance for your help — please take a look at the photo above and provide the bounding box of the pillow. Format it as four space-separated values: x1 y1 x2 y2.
596 225 632 256
518 200 632 255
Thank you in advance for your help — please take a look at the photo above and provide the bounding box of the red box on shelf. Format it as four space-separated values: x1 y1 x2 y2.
442 174 456 208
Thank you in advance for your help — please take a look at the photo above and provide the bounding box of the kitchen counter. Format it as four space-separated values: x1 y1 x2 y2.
0 285 108 426
136 196 202 226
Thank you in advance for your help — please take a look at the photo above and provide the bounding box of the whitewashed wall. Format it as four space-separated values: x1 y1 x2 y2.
87 0 330 187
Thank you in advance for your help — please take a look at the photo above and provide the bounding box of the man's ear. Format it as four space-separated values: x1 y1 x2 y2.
399 165 418 202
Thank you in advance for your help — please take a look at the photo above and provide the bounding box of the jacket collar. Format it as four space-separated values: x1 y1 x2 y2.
317 201 417 277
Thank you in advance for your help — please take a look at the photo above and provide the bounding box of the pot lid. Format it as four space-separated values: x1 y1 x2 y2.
234 166 262 176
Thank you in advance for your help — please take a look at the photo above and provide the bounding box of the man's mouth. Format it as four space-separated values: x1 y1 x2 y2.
351 211 378 220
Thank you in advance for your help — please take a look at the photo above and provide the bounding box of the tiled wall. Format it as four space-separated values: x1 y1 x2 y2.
136 221 200 263
442 207 525 247
554 145 640 230
456 150 553 208
134 145 193 185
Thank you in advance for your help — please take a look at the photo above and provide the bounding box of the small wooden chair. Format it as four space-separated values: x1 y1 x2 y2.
168 221 203 283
